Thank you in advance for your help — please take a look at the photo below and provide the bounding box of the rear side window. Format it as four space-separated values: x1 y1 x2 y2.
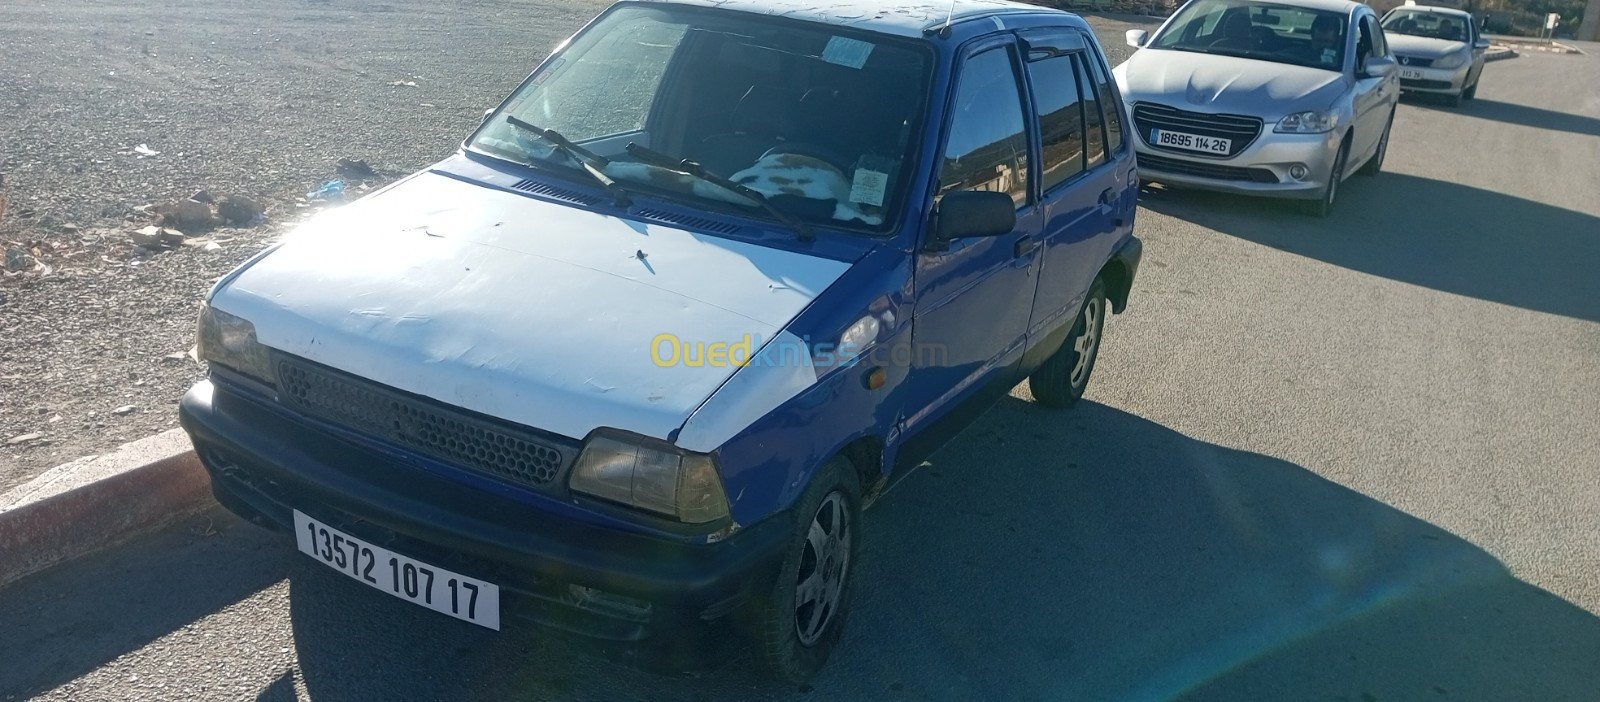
939 46 1031 208
1078 54 1107 169
1083 49 1125 156
1024 52 1086 192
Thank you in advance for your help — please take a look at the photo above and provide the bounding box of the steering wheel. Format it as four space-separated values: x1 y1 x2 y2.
759 144 852 174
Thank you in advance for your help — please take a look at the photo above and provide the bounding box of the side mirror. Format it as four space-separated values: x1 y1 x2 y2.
1126 29 1149 48
482 108 494 124
933 191 1016 244
1474 38 1491 49
1360 55 1396 79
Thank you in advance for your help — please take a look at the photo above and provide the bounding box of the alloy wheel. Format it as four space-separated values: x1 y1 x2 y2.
794 491 851 647
1071 297 1103 388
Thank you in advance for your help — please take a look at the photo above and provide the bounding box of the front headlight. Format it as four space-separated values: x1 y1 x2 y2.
197 304 276 384
569 432 731 524
1275 110 1340 134
1433 51 1468 69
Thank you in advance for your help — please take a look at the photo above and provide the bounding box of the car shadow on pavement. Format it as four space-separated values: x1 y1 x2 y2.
0 507 292 699
1137 173 1600 324
280 399 1600 701
1410 97 1600 138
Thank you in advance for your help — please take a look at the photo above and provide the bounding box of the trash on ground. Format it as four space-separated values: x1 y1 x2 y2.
113 405 137 416
152 198 220 233
216 194 264 225
133 144 160 157
389 80 418 87
336 158 378 180
7 433 43 446
307 179 345 201
131 225 164 248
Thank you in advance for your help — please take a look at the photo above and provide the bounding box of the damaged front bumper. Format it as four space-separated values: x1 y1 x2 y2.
178 377 790 671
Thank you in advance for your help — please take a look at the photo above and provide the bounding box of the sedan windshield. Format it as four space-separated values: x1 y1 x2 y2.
468 4 933 232
1149 0 1349 71
1382 10 1469 42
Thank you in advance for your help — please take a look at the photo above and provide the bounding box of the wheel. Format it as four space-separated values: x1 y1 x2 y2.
1463 80 1478 101
1028 277 1107 408
754 456 861 683
1444 90 1463 107
1358 111 1392 177
1302 136 1349 218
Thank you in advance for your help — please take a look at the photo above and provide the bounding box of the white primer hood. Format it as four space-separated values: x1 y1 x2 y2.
213 171 849 444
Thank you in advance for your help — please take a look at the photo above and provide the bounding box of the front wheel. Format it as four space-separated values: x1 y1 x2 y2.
1444 90 1463 108
1463 80 1478 101
754 457 861 683
1028 277 1107 408
1302 136 1349 218
1358 112 1393 177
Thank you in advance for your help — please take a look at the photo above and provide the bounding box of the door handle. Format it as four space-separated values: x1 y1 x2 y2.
1014 235 1040 258
1099 188 1116 207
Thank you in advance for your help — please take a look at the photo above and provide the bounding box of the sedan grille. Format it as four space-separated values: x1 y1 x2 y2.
1401 78 1453 90
1133 102 1263 159
275 355 579 490
1396 55 1435 67
1137 153 1279 184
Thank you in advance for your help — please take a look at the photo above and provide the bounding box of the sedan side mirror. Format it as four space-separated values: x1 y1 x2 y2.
1474 38 1491 49
1360 55 1397 79
482 108 494 124
1126 29 1149 48
933 191 1016 245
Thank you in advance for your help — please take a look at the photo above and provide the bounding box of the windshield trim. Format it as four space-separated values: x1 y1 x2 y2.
1147 0 1353 73
460 0 940 240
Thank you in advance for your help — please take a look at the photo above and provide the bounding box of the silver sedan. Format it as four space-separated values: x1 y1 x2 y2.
1114 0 1402 216
1381 5 1490 107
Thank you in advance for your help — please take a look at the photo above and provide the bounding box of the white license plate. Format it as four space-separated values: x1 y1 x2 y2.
1152 129 1231 155
294 510 501 630
1399 68 1426 80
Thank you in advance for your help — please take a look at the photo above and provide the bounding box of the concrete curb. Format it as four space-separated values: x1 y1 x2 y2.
0 429 212 588
1485 46 1519 61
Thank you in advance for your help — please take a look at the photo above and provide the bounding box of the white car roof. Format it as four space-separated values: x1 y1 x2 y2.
1254 0 1369 15
633 0 1053 38
1386 4 1474 18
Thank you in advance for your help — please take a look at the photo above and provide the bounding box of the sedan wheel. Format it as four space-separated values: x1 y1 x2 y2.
1303 137 1348 218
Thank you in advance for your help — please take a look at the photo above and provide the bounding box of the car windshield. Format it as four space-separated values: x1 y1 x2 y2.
1382 10 1469 41
468 4 933 233
1149 0 1350 71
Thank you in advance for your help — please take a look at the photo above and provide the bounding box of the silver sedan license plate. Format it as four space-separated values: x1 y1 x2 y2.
294 510 501 630
1152 128 1231 155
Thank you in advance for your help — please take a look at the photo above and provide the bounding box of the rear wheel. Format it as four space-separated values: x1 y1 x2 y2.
1302 136 1349 218
754 457 860 683
1028 277 1107 408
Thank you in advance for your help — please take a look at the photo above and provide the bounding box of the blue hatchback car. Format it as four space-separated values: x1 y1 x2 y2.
179 0 1141 681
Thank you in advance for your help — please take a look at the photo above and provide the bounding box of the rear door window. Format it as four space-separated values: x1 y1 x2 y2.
1081 46 1124 156
1024 40 1087 192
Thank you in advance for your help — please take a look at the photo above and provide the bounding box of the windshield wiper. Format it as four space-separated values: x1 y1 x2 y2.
505 116 632 208
623 143 814 243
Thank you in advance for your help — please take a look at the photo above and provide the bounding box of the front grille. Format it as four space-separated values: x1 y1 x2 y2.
1137 153 1279 184
1401 78 1453 90
1396 55 1435 67
275 356 579 491
1133 102 1263 159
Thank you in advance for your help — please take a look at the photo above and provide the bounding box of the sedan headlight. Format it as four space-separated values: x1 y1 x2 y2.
1275 110 1340 134
197 304 276 384
569 432 731 524
1433 51 1468 69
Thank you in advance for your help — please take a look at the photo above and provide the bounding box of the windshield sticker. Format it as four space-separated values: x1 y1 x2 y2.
849 169 888 207
1321 48 1337 65
822 36 875 69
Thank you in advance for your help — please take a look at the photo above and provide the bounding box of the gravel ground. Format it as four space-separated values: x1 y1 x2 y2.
0 0 612 488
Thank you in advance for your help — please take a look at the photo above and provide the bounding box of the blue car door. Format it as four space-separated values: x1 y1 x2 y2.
902 35 1043 434
1020 29 1132 339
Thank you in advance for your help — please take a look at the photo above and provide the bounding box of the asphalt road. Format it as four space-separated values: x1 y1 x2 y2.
4 11 1600 702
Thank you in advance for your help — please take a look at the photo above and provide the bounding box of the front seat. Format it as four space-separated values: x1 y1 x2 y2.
697 86 794 175
1211 13 1255 50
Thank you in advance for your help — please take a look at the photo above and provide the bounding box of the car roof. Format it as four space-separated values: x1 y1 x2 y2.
1247 0 1368 15
1385 4 1473 18
632 0 1064 38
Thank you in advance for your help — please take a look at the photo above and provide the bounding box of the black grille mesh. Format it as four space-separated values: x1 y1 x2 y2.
276 357 575 489
1138 153 1279 184
1133 102 1264 158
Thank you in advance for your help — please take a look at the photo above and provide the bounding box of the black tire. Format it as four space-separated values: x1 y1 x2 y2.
754 456 861 684
1463 80 1478 101
1302 136 1349 218
1358 111 1393 177
1444 90 1463 108
1028 277 1107 408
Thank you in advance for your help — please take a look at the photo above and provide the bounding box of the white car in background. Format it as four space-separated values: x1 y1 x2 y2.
1381 4 1489 106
